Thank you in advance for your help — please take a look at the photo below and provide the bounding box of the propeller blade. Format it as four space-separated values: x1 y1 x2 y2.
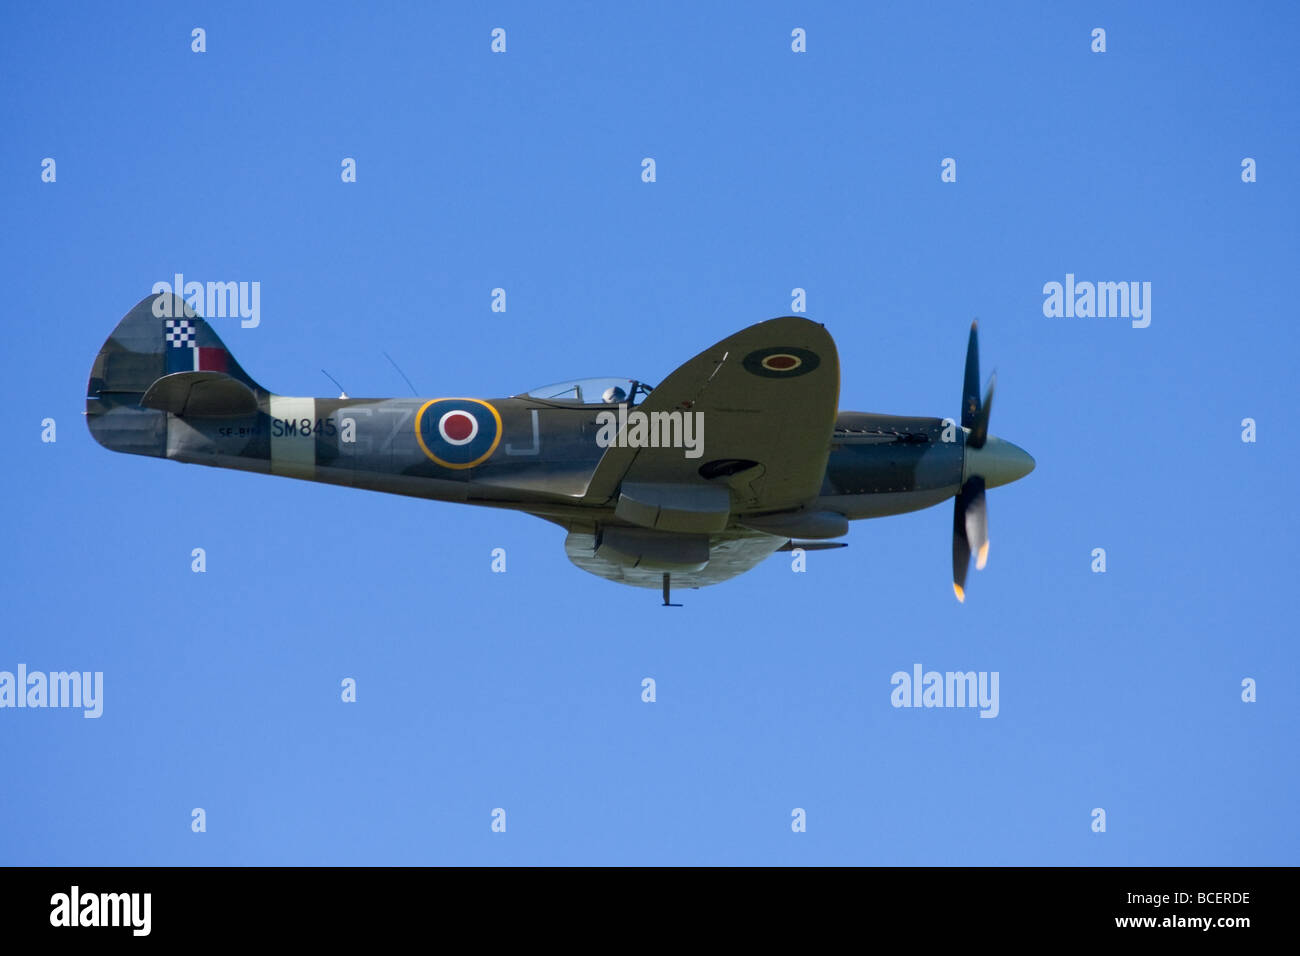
966 475 988 570
961 321 981 429
952 492 970 602
968 372 996 449
952 476 988 601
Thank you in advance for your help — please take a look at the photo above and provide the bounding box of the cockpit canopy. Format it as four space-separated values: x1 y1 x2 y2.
516 377 654 406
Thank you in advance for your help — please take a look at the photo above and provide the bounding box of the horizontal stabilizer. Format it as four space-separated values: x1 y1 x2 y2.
140 371 258 418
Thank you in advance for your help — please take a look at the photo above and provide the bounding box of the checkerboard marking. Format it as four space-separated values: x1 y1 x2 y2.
165 319 196 348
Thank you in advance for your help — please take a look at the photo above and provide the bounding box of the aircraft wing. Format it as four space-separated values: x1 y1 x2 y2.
582 316 839 516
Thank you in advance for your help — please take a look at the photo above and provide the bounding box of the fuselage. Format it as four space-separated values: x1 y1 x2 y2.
106 394 969 524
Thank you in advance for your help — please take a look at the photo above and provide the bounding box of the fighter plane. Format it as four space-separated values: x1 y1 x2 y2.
86 293 1034 603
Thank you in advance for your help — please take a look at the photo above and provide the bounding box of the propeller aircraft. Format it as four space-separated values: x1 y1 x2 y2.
86 294 1034 603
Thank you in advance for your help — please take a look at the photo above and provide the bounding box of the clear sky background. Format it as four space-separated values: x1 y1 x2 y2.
2 2 1296 865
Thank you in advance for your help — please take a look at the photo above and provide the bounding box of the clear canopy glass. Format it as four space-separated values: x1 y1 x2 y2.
517 377 653 405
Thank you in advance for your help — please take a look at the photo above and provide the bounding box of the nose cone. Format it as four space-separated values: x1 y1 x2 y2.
964 435 1035 489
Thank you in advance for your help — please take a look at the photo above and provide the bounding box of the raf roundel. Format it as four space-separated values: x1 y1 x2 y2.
761 353 801 371
415 398 502 469
438 410 479 446
742 346 821 379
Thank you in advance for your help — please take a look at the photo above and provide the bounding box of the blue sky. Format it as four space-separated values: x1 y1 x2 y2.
1 1 1296 864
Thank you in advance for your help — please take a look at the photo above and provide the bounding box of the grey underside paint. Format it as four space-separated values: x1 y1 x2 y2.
563 527 788 590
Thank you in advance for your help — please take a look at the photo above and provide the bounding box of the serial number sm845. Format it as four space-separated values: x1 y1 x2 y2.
271 416 338 438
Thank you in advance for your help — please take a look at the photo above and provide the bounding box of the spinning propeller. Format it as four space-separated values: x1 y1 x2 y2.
951 321 1034 602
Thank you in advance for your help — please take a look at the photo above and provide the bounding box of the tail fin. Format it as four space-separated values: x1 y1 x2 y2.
86 293 267 457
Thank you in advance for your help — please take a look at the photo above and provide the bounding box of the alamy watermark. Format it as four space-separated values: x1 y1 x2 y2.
594 405 704 459
890 663 999 718
50 886 150 936
151 273 261 328
0 665 103 718
1043 273 1151 328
